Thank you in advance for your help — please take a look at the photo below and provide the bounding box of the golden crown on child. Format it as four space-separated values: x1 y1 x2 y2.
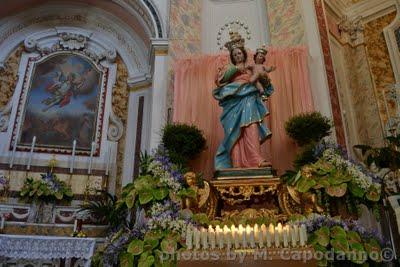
256 44 268 55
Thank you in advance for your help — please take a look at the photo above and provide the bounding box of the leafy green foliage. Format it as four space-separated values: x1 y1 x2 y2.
19 172 73 203
79 191 127 230
284 157 380 220
162 123 206 166
285 112 331 146
308 224 383 266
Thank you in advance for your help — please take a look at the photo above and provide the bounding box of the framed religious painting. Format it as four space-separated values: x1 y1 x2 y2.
11 51 108 155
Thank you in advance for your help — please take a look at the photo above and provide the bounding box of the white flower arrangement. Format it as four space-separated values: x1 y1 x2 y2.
322 148 381 192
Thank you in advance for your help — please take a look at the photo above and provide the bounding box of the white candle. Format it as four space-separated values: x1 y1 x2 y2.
9 123 22 168
216 226 224 249
261 224 267 246
70 140 77 174
239 224 247 248
194 229 201 250
299 224 307 246
105 146 111 175
208 225 216 250
186 228 193 250
73 219 78 232
254 224 259 243
256 225 264 248
249 227 256 248
232 225 240 249
88 141 96 174
291 225 298 247
283 225 289 248
27 136 36 171
201 227 208 250
267 224 274 248
275 227 280 247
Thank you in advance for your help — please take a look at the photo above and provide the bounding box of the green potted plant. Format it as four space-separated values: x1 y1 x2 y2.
161 123 206 167
285 112 332 169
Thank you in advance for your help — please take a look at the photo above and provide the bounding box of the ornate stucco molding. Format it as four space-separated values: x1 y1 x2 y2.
0 3 150 83
24 31 117 64
338 15 365 46
384 0 400 83
107 110 124 142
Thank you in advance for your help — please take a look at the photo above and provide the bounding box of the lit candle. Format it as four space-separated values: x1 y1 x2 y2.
232 225 240 249
186 228 193 250
254 224 259 243
283 225 289 248
216 225 224 249
70 140 77 174
194 228 201 250
256 224 264 248
27 136 36 171
239 224 247 248
276 223 283 248
88 141 96 174
226 228 232 249
249 226 256 248
9 123 22 168
261 224 267 246
267 224 274 248
293 224 299 247
201 227 208 250
299 224 307 246
208 225 216 250
105 146 111 175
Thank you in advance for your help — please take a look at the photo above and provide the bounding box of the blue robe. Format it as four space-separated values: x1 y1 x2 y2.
213 69 273 170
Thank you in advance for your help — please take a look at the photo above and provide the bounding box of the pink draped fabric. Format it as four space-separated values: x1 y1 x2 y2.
173 46 314 179
231 124 266 168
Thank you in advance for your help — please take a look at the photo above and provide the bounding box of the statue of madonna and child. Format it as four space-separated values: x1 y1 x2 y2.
213 32 276 170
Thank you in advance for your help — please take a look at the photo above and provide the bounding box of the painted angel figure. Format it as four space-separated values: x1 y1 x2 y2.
42 72 82 112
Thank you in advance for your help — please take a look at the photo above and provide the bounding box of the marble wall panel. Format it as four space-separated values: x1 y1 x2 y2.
364 12 397 127
265 0 306 46
112 56 129 194
345 45 384 146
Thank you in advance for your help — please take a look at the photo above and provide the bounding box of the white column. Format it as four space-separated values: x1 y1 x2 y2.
149 40 169 150
121 88 151 186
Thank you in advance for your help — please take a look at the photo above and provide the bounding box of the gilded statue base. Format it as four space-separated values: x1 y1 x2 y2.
184 168 316 221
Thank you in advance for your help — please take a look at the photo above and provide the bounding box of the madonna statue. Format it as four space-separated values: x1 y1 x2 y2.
213 32 274 170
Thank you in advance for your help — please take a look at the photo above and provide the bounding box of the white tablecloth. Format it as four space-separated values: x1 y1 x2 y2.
0 234 96 267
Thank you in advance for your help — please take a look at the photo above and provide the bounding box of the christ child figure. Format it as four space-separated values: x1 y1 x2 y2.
248 45 276 95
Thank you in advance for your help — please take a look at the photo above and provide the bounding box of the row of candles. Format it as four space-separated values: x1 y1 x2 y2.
185 223 308 250
8 135 112 175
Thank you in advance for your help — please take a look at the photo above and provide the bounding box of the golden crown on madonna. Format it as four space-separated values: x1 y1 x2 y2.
224 31 245 51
